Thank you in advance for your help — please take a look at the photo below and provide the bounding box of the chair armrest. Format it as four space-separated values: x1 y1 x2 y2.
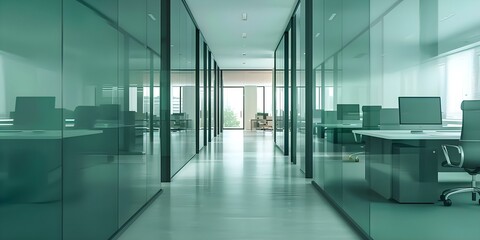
353 132 363 143
441 144 464 168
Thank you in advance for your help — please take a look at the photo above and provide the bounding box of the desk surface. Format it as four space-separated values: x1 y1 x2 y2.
316 123 362 128
352 130 460 140
0 130 102 140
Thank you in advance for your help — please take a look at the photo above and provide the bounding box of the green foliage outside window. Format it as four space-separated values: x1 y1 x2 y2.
224 107 240 128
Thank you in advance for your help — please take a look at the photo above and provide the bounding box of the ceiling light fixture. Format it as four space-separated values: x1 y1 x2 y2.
148 13 156 21
242 53 246 56
242 33 247 38
328 13 336 21
242 13 248 21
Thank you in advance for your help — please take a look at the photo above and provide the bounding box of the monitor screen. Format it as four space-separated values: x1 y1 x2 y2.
337 104 360 120
398 97 442 125
14 96 57 129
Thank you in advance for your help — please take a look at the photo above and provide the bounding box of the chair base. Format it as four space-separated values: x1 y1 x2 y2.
346 152 361 162
440 175 480 206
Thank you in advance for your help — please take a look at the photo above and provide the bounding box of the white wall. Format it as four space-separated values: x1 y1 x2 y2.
223 71 272 86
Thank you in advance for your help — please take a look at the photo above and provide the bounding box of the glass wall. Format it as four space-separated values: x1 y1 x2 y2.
170 0 196 177
296 2 307 173
210 55 215 139
0 1 62 239
309 0 480 239
0 0 162 239
275 36 286 152
199 36 205 148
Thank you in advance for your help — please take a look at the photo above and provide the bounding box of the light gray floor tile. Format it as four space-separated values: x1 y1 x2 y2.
118 131 361 240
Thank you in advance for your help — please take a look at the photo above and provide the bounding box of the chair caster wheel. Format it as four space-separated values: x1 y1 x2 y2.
443 199 452 206
440 194 445 201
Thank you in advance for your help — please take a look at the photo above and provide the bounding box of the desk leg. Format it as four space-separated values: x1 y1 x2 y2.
392 144 438 203
365 137 393 199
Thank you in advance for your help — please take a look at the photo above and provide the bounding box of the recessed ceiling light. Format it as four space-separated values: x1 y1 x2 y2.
315 33 320 38
328 13 336 21
242 62 246 64
242 53 246 56
242 13 248 21
242 33 247 38
148 13 156 21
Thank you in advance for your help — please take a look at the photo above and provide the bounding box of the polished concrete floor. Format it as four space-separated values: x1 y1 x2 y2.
118 131 361 240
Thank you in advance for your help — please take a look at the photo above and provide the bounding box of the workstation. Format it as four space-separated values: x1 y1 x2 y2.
313 96 477 239
316 97 468 201
250 112 273 130
0 96 159 239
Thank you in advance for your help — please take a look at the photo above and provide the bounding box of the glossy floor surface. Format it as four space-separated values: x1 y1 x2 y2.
118 131 361 240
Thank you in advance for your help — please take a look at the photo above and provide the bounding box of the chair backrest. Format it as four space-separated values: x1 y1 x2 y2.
362 106 381 129
460 100 480 141
459 100 480 169
322 111 337 124
74 106 98 129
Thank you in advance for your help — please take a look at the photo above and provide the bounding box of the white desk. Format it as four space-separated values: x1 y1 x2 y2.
352 129 461 203
0 130 102 140
317 123 363 128
250 119 273 130
0 130 104 203
352 130 460 140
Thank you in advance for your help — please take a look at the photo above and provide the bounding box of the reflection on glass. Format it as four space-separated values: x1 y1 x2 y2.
296 2 306 173
0 0 162 239
310 0 480 239
170 0 196 176
275 37 286 152
0 1 62 239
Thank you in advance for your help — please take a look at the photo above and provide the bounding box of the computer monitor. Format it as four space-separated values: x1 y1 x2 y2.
380 108 399 125
336 104 360 121
171 113 186 120
14 96 57 129
256 112 268 119
398 97 442 131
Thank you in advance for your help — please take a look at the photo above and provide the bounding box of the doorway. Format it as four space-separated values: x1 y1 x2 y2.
223 87 244 129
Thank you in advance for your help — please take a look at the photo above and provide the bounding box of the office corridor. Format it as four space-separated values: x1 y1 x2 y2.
118 131 361 240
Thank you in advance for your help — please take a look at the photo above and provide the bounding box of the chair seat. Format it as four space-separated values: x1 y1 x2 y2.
443 161 480 175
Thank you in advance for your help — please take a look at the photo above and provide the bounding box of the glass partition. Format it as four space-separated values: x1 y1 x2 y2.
170 0 196 176
296 2 307 173
310 0 480 239
275 36 286 152
0 0 162 239
0 1 62 239
199 36 205 148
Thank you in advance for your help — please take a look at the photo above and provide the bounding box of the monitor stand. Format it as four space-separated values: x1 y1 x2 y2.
410 130 424 134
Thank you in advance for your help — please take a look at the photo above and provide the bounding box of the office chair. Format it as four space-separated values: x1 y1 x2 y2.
348 106 381 162
73 106 98 129
441 100 480 206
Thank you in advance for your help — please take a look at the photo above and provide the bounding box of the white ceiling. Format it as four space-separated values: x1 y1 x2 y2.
185 0 298 70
